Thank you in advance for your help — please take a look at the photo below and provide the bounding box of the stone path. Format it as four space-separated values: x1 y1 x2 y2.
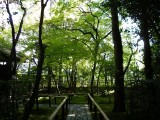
66 104 92 120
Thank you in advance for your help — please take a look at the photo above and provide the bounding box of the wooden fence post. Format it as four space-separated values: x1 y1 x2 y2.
62 104 64 120
90 100 92 110
49 96 51 107
54 97 56 104
66 99 68 111
69 95 71 104
94 105 97 119
36 97 39 110
100 113 103 120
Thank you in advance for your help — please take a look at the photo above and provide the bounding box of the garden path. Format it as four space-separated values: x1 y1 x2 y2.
66 104 92 120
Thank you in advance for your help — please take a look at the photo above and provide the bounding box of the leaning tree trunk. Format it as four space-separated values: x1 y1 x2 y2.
110 0 126 112
22 0 49 119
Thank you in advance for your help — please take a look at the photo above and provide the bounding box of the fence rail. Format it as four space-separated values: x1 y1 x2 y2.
48 96 68 120
88 93 109 120
48 93 109 120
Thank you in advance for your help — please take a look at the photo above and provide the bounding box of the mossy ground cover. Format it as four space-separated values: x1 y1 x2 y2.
29 107 53 120
69 94 88 104
28 97 65 120
93 95 133 120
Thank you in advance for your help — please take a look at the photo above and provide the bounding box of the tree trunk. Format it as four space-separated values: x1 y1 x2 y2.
72 59 77 91
22 0 48 119
140 9 153 80
110 0 126 112
22 49 45 120
58 57 63 89
47 67 52 93
90 41 99 96
96 65 102 95
66 68 71 89
5 1 26 119
104 68 112 103
51 70 60 94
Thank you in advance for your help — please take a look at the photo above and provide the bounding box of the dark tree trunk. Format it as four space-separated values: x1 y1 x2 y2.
96 65 102 95
4 1 26 119
66 68 71 89
22 48 45 120
110 0 126 112
70 72 74 90
140 9 153 80
72 59 77 91
22 0 49 119
5 0 26 79
58 57 63 89
90 62 96 96
68 59 77 91
51 70 60 94
90 41 99 96
47 67 52 93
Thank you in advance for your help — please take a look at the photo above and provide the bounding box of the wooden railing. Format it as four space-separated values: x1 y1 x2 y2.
48 96 68 120
44 93 109 120
88 93 110 120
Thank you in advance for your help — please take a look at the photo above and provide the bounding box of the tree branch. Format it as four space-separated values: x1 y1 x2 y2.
71 28 96 40
78 4 100 38
5 0 15 42
123 40 139 75
102 31 112 39
45 0 49 6
71 37 92 52
15 0 26 44
123 53 132 75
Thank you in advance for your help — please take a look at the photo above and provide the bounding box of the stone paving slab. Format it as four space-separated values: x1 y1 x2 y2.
66 104 92 120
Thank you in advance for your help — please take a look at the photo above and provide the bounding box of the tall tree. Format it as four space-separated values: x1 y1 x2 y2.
5 0 26 79
71 1 111 96
109 0 126 112
139 1 153 80
121 0 153 80
22 0 49 119
4 1 26 119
